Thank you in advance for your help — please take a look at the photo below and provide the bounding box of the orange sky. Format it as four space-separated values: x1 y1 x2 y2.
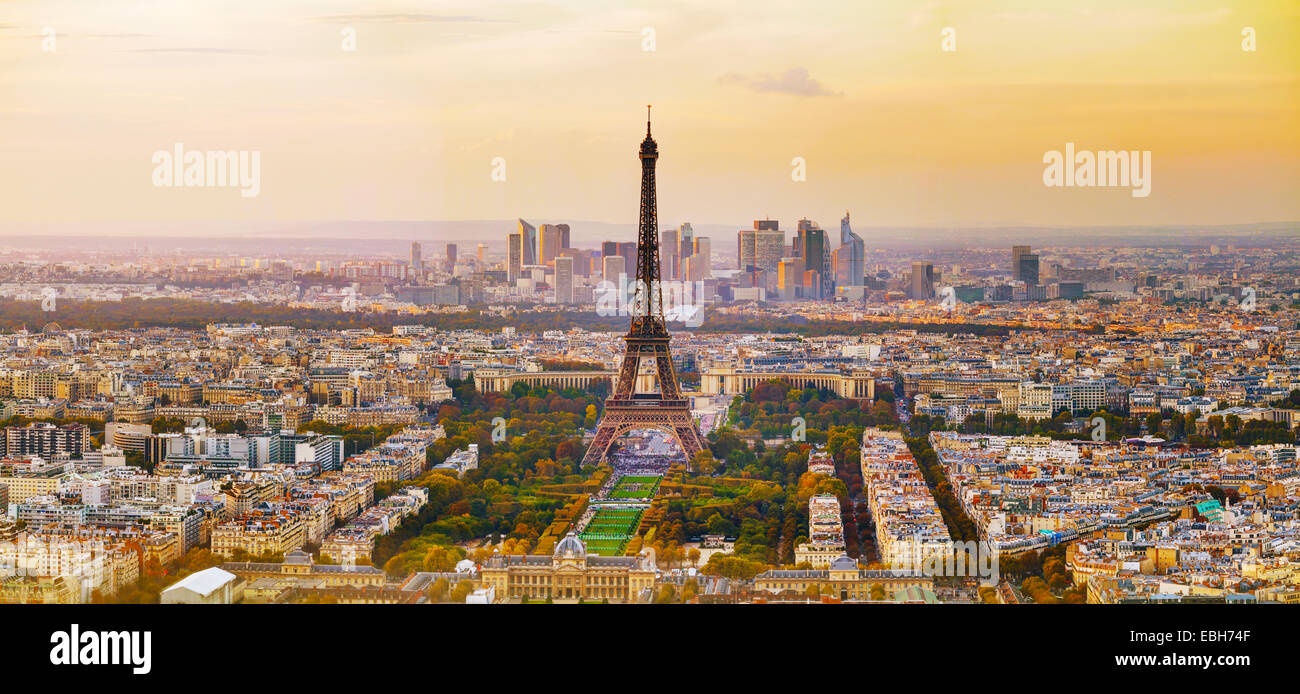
0 0 1296 229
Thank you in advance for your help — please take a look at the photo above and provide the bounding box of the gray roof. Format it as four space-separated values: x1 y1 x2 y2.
163 567 237 597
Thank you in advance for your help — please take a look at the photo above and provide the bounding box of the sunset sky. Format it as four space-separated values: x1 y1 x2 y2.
1 0 1297 230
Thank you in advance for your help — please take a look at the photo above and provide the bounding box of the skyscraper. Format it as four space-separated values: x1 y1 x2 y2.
1012 245 1031 280
602 254 626 283
410 242 422 272
910 261 935 300
557 248 589 277
660 228 679 280
507 232 522 282
802 269 823 300
777 257 802 300
1019 253 1040 286
602 241 619 258
557 223 570 251
691 236 711 280
445 243 457 273
476 243 487 263
796 219 828 297
617 241 638 276
678 222 694 277
517 219 537 265
553 256 573 304
738 220 783 273
836 211 865 287
539 224 563 265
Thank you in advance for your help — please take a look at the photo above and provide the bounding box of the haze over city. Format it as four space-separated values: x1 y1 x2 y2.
1 0 1297 230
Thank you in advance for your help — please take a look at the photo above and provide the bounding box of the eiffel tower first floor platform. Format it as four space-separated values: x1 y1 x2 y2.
581 397 708 467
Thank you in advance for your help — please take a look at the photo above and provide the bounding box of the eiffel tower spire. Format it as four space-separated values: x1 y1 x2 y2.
631 104 665 337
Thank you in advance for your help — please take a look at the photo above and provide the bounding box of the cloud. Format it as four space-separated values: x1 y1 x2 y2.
720 67 842 97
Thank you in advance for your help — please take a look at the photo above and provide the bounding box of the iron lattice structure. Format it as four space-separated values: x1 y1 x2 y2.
582 108 707 467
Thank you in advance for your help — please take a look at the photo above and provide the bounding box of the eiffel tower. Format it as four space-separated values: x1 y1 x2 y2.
582 107 707 467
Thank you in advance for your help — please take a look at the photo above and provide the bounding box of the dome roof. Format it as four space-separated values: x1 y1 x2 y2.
554 532 587 559
829 554 858 571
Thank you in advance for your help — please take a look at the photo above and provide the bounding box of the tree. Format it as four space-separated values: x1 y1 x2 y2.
1145 412 1163 436
688 548 701 568
450 579 476 602
691 450 720 475
429 578 450 602
701 553 767 580
653 584 678 604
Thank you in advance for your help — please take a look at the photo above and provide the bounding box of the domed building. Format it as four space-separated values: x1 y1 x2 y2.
554 532 587 560
480 531 656 603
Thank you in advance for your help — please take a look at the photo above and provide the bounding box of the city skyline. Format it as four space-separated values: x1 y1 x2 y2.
3 0 1296 677
1 0 1297 229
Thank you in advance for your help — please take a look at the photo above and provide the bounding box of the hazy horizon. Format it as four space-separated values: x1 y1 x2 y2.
2 0 1297 229
0 220 1295 255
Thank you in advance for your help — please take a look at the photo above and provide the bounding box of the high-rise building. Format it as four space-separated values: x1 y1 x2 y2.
796 219 828 296
777 258 803 300
678 223 694 276
1018 253 1040 286
445 243 457 273
410 242 423 272
557 223 570 250
557 248 589 277
738 220 784 273
602 255 626 283
506 232 523 283
617 242 637 276
690 236 711 280
1012 245 1031 280
476 243 488 263
910 261 935 300
737 230 754 270
601 241 619 258
660 228 679 280
802 269 823 300
538 224 564 265
836 211 865 287
518 219 537 265
553 256 573 304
